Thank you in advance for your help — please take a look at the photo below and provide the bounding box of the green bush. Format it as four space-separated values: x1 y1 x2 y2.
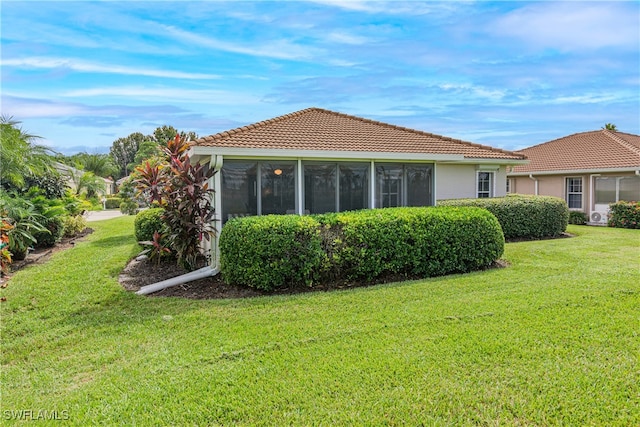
33 215 65 248
134 208 166 243
316 207 504 281
608 201 640 229
120 200 139 215
438 195 569 240
569 211 588 225
220 207 504 290
63 215 87 238
104 197 121 209
220 215 325 291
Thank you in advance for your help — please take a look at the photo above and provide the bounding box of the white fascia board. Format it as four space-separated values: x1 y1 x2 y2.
508 166 640 176
439 158 528 166
191 146 483 162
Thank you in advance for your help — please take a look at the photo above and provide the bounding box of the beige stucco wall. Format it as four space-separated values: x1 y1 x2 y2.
436 164 508 201
509 171 639 213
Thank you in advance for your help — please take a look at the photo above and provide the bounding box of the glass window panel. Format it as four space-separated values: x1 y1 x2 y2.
619 177 640 202
339 164 369 212
566 178 582 209
221 161 257 223
406 165 433 207
304 164 337 214
477 172 492 198
376 164 403 208
261 163 296 215
595 177 616 204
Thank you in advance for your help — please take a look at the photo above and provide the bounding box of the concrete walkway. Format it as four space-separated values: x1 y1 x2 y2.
84 210 126 222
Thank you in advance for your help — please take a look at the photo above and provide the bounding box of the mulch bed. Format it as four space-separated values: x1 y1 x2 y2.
2 230 573 300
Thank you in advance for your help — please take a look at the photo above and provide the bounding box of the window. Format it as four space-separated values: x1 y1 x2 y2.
566 177 583 209
221 161 257 222
375 163 433 208
304 163 369 214
477 172 493 198
304 164 336 214
594 177 617 204
339 164 369 212
506 178 511 194
261 162 296 215
619 176 640 202
595 175 640 205
376 164 403 207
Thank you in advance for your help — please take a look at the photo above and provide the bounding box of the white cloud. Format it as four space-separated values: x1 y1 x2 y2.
61 86 261 105
325 31 373 45
490 2 640 51
160 25 321 61
1 57 220 80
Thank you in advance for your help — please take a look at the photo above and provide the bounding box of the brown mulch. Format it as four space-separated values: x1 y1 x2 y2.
2 231 573 301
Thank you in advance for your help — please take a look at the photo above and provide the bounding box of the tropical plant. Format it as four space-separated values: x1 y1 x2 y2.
138 231 171 266
0 116 56 190
0 193 48 260
135 134 216 270
0 217 13 276
602 123 618 131
109 132 147 178
67 153 119 178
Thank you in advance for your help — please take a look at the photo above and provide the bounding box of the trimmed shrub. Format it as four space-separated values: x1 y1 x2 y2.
33 215 65 248
316 207 504 281
104 197 121 209
568 211 588 225
438 195 569 239
134 208 166 243
608 201 640 229
120 200 139 215
63 215 87 238
220 215 325 291
220 206 504 290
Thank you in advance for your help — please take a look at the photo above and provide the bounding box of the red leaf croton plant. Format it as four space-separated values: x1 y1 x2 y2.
135 134 217 271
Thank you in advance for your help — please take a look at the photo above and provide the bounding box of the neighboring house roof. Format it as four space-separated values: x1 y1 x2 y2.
510 130 640 175
194 107 526 162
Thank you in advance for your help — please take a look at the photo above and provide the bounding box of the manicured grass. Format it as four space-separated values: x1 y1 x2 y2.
2 217 639 425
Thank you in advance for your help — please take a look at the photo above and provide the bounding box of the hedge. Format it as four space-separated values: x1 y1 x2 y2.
438 195 569 239
608 201 640 229
219 215 325 291
219 206 504 291
134 208 166 243
568 211 588 225
104 197 121 209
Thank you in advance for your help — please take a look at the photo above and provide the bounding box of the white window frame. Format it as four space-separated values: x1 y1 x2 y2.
476 171 494 198
565 177 583 210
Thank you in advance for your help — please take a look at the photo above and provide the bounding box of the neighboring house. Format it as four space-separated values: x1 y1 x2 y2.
190 108 527 229
53 162 115 196
507 129 640 224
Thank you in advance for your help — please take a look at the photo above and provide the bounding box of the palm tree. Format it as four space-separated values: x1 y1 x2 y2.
0 116 55 189
602 123 618 131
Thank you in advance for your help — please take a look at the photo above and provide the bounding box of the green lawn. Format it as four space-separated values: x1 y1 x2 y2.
2 217 639 426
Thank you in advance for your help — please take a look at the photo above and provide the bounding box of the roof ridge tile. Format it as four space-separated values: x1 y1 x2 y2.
603 129 640 157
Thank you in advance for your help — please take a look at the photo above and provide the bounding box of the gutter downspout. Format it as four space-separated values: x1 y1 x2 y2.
528 174 538 195
136 154 223 296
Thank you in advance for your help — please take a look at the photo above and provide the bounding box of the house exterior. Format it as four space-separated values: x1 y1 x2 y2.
190 108 526 230
507 129 640 224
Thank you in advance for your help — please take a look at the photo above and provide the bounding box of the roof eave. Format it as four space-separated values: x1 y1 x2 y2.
191 146 525 163
508 166 640 176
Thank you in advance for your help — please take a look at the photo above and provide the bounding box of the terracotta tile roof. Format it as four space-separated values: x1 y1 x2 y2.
194 108 526 160
511 130 640 174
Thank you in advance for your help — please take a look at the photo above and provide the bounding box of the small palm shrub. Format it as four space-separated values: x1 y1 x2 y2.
63 215 87 238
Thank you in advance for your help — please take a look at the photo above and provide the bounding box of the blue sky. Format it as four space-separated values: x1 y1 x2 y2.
2 1 639 155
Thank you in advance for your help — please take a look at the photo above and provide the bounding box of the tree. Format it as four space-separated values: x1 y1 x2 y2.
69 153 119 178
0 116 55 189
109 132 148 178
602 123 618 131
151 125 197 147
